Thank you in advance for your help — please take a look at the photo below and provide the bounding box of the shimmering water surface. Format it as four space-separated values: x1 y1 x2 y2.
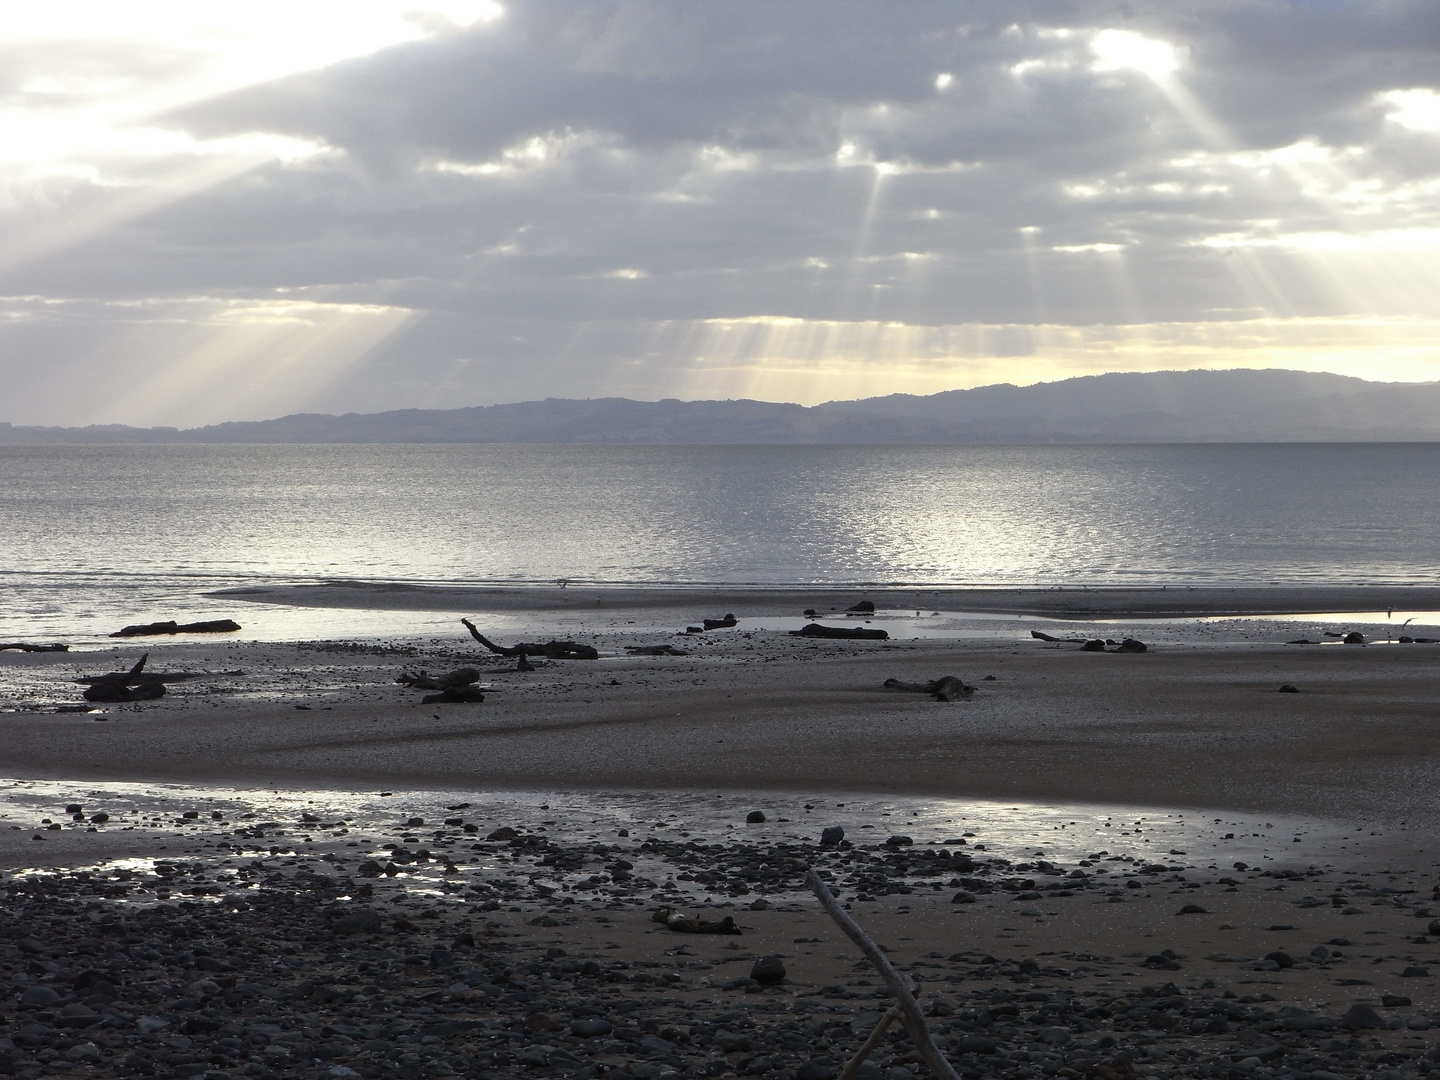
3 443 1439 639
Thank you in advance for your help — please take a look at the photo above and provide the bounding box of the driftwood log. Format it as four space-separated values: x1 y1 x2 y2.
77 659 245 702
461 619 598 660
624 644 690 656
882 676 975 701
685 615 738 634
0 643 69 653
1030 630 1086 643
110 619 241 638
790 623 889 640
396 668 481 691
82 655 165 702
807 869 961 1080
651 907 740 935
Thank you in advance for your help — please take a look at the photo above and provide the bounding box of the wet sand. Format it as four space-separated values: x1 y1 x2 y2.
3 598 1440 831
211 582 1440 621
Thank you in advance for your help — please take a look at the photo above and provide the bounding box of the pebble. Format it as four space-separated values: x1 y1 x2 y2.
0 813 1435 1080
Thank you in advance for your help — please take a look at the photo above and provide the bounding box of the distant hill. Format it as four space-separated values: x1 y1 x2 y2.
3 368 1438 444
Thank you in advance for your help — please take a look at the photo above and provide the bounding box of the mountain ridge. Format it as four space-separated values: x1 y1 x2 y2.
2 368 1436 444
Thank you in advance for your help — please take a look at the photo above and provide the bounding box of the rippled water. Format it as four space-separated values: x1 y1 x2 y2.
3 443 1439 638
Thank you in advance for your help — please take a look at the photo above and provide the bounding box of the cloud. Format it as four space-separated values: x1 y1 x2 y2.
1 0 1439 423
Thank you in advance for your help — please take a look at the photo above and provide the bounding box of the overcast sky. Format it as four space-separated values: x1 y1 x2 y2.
2 0 1439 426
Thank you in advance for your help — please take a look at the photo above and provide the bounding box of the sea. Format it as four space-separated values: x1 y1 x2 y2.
3 442 1439 643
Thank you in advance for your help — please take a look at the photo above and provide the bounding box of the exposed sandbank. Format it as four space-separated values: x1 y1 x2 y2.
210 581 1440 620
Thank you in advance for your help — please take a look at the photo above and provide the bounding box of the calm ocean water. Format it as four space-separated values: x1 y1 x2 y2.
3 443 1439 640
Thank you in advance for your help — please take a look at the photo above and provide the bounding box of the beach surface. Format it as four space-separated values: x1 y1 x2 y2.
3 586 1439 1080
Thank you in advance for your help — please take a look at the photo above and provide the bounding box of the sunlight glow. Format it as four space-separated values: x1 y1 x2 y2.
0 2 502 270
8 296 420 427
613 314 1440 406
1090 30 1182 79
1382 89 1440 133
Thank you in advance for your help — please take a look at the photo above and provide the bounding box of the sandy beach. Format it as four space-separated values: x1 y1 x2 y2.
3 587 1440 1080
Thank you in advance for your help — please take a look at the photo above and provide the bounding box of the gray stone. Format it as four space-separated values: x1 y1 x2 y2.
330 906 384 935
19 985 61 1007
953 1036 998 1055
796 1057 838 1080
571 1018 613 1038
1341 1003 1385 1030
820 826 845 847
751 955 786 985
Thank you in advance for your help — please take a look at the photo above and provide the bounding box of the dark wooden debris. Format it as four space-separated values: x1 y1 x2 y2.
847 600 876 613
81 655 165 702
461 618 598 659
685 614 738 633
396 667 481 691
882 675 976 701
790 623 889 640
624 644 690 656
0 642 69 652
651 907 741 934
110 619 241 638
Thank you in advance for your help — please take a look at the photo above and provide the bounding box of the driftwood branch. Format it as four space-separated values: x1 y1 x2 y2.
0 643 69 653
882 676 975 702
807 868 961 1080
461 619 598 660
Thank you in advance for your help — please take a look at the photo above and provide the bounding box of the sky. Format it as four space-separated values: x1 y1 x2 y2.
2 0 1439 427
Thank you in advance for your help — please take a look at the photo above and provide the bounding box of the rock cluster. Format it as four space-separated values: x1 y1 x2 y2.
2 806 1439 1080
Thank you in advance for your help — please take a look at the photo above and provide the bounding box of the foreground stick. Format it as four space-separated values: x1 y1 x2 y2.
837 1007 904 1080
807 868 961 1080
460 618 599 660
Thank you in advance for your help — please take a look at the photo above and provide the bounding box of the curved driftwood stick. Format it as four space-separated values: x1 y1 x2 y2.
836 1005 902 1080
807 868 960 1080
